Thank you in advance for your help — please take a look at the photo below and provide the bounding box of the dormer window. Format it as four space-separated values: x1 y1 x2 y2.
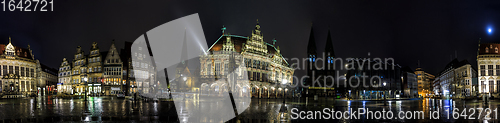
496 47 499 53
5 41 15 57
486 47 489 53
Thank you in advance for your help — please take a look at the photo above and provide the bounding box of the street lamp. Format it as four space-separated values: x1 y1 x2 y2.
281 79 287 103
279 79 288 123
84 77 88 101
383 82 387 106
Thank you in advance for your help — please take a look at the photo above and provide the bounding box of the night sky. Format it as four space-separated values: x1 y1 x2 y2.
1 0 500 77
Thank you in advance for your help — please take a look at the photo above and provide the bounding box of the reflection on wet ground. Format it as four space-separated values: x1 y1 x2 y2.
0 96 499 122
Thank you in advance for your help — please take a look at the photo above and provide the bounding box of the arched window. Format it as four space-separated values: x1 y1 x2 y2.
495 47 498 53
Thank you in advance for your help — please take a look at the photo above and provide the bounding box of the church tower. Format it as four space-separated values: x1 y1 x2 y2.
324 29 335 72
305 26 318 95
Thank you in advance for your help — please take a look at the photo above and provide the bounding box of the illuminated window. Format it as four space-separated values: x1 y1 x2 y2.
486 47 489 53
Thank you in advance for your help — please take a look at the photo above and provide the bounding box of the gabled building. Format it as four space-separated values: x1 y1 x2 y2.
58 41 134 96
58 58 72 94
477 41 500 97
200 21 294 98
103 41 124 95
71 46 87 95
0 37 39 96
87 42 103 95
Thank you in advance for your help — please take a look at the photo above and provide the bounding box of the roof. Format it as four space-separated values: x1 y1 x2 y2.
41 64 58 76
479 43 500 55
0 44 33 60
437 59 471 76
307 27 317 54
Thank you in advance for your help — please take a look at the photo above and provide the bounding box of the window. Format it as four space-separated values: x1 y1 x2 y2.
30 68 34 77
490 80 495 93
481 65 486 76
497 65 500 76
489 65 494 76
20 67 24 77
482 81 486 93
496 47 499 53
1 65 5 76
486 47 490 53
8 66 13 74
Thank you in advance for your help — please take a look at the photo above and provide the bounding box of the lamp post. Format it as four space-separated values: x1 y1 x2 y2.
383 82 387 106
83 76 90 114
281 79 287 104
280 78 288 122
84 77 88 101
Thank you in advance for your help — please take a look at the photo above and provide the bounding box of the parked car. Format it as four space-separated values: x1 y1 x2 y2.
117 92 126 98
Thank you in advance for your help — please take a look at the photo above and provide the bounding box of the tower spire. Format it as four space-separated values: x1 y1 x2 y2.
307 25 317 55
8 36 11 44
324 29 334 57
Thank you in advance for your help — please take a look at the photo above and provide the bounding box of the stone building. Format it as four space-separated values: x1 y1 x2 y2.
103 42 124 95
434 59 475 98
200 21 294 98
0 37 39 96
453 60 477 97
345 58 402 99
477 42 500 97
58 58 72 94
87 42 103 95
401 66 418 98
40 64 57 95
415 68 435 97
58 41 134 96
71 46 88 95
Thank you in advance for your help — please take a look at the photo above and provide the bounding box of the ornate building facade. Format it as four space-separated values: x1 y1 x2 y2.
71 46 87 95
58 41 133 96
58 58 72 94
477 42 500 97
87 42 103 95
200 21 294 98
0 37 39 96
103 42 124 95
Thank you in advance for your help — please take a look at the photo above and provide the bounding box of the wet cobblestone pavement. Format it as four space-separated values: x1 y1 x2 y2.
0 96 499 122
